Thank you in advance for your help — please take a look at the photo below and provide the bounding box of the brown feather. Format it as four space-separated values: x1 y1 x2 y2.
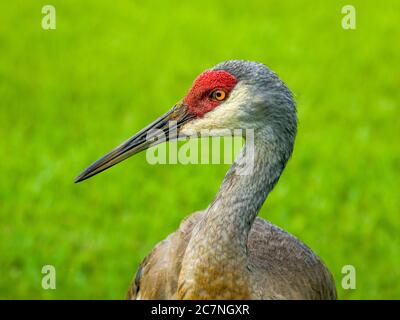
127 211 336 300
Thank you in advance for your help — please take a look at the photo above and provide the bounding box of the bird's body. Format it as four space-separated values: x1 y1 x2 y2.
76 60 337 300
127 211 336 300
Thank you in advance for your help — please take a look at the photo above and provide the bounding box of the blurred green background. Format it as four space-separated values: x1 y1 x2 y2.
0 0 399 299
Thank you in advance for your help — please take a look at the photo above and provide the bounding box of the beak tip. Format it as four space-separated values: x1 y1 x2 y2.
74 176 83 184
74 172 87 183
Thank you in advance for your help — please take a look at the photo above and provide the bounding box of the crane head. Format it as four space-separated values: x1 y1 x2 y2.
75 60 296 183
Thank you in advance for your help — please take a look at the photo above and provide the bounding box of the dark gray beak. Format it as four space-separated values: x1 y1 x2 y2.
75 103 194 183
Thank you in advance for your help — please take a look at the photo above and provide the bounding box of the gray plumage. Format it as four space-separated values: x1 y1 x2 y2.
126 60 337 300
128 211 336 299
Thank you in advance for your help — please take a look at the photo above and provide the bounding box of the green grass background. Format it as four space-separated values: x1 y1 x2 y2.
0 0 399 299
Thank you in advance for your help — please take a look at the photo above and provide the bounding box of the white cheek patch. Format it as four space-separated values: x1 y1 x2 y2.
180 82 253 135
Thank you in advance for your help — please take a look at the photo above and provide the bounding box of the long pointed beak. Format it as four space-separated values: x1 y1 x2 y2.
75 103 194 183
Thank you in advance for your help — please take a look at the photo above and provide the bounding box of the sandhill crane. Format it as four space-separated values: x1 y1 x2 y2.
75 60 337 300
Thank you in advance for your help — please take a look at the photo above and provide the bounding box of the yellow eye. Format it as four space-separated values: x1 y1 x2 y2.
211 89 226 101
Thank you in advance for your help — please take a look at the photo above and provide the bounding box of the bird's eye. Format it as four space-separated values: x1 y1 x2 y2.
210 89 226 101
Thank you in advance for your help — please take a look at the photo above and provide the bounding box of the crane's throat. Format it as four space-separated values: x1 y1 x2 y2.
177 136 289 300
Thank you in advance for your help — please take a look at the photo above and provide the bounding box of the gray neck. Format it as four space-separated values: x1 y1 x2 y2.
178 127 294 298
200 128 289 250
